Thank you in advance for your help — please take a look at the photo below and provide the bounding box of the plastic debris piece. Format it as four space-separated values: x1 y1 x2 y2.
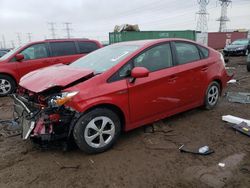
179 144 214 155
226 92 250 104
222 115 250 126
227 79 237 84
218 163 225 167
231 122 250 137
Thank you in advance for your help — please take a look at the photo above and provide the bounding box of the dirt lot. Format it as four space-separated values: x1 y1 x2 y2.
0 56 250 188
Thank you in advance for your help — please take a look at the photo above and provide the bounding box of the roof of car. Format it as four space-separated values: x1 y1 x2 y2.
112 38 196 47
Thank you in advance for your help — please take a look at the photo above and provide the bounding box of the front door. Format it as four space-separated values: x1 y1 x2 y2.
127 43 180 124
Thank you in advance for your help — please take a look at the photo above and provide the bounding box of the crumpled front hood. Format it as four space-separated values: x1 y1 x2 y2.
19 64 94 93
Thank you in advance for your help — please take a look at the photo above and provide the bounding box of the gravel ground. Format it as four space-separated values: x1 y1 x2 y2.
0 56 250 188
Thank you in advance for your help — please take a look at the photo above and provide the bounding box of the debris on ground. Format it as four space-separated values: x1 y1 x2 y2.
222 115 250 126
55 160 80 170
218 163 225 167
0 119 21 137
179 144 214 155
231 122 250 137
226 92 250 104
227 79 237 84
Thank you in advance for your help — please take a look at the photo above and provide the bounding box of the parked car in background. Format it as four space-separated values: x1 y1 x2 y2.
223 38 250 56
0 50 7 58
13 39 231 154
247 53 250 72
0 49 10 57
0 39 102 96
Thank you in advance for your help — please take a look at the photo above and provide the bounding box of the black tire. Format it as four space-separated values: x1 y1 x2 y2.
0 74 16 97
247 62 250 72
73 108 121 154
204 81 220 110
245 49 249 56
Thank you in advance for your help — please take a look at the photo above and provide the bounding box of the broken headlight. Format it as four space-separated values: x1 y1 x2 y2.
48 91 78 108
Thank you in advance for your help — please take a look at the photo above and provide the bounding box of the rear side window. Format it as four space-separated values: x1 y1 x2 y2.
174 42 200 65
78 41 99 53
198 45 209 58
50 42 77 57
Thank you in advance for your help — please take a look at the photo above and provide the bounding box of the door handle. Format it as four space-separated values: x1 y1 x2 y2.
168 75 178 83
201 66 208 71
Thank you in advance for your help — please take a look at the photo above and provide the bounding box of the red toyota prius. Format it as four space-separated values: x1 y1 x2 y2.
13 39 231 153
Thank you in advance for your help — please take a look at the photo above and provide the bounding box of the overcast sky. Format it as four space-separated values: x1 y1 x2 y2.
0 0 250 48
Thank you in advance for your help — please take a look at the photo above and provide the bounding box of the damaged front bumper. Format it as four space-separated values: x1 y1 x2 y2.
12 94 77 142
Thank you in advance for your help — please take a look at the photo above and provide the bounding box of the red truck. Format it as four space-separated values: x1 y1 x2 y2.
0 39 102 96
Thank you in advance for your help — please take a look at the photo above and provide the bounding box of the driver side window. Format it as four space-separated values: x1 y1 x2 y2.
20 43 48 60
133 43 173 72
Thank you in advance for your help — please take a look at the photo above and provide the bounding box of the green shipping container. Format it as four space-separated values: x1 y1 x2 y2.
109 30 196 44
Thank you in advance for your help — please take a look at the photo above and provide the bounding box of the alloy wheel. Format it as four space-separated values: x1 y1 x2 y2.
84 116 115 148
0 79 11 95
207 85 219 106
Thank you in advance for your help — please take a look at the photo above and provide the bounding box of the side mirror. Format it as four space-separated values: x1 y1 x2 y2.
131 67 149 79
15 54 24 61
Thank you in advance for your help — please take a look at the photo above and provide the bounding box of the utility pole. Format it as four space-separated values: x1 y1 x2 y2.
63 22 73 39
196 0 209 32
27 32 32 42
2 35 6 48
16 32 22 46
10 40 15 48
217 0 232 32
196 0 209 45
48 22 57 39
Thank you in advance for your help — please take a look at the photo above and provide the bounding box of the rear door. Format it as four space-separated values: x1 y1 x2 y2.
172 41 209 106
49 41 82 65
127 43 180 123
16 43 51 79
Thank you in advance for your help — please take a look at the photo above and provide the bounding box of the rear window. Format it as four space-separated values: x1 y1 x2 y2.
50 42 77 57
78 41 99 53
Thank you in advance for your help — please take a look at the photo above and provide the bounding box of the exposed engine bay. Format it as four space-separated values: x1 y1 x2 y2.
12 86 80 148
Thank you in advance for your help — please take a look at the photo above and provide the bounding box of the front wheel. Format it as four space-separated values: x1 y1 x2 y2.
73 108 121 154
204 81 220 110
0 75 16 97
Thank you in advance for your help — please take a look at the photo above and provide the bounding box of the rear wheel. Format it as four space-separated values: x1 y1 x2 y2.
247 62 250 72
204 81 220 110
73 108 121 154
245 49 249 56
0 75 16 97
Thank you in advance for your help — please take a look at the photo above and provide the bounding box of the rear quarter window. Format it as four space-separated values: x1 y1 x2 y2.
78 41 99 53
198 45 209 58
50 42 77 57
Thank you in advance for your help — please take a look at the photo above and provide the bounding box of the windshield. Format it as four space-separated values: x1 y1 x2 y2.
0 46 21 61
231 39 249 45
70 44 140 73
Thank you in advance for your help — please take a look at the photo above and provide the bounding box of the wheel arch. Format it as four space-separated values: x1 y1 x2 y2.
0 72 18 85
212 78 222 95
83 103 126 131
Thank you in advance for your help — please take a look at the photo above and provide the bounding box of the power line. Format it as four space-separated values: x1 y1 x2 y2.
48 22 57 39
63 22 73 38
217 0 232 32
